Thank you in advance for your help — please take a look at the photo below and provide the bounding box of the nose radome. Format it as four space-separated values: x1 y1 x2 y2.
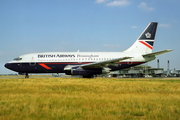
4 63 20 72
5 63 9 69
4 63 12 70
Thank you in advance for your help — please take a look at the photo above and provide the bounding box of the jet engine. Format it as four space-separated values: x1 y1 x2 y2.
64 66 110 77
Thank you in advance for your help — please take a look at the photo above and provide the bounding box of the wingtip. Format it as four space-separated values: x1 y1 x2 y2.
166 49 173 52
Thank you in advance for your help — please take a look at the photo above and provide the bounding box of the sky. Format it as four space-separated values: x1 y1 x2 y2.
0 0 180 74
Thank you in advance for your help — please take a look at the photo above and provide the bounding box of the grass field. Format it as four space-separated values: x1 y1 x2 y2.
0 77 180 120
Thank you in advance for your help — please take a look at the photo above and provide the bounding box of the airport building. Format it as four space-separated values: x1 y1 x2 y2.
107 65 180 78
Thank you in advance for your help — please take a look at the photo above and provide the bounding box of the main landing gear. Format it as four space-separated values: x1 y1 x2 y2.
25 73 29 78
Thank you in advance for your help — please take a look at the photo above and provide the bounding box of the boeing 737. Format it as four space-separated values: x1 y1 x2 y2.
5 22 172 78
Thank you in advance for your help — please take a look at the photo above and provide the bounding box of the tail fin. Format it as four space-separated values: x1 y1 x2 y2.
124 22 158 54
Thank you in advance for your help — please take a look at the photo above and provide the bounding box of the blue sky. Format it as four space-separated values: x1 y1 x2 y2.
0 0 180 74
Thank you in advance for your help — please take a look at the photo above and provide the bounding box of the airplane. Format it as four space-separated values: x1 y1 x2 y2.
5 22 172 78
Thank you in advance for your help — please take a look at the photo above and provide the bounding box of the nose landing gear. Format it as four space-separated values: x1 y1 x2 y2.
25 73 29 78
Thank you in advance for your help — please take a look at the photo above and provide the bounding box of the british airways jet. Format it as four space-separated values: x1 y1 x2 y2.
5 22 172 78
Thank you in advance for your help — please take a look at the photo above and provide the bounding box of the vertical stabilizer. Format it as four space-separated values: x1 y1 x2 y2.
124 22 158 54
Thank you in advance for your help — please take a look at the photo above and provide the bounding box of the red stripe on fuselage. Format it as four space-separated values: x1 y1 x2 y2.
38 63 52 69
139 41 152 50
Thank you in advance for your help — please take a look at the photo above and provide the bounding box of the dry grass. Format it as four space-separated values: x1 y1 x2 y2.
0 77 180 120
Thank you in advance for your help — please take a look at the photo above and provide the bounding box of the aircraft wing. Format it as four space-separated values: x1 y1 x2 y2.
143 49 173 57
81 57 132 69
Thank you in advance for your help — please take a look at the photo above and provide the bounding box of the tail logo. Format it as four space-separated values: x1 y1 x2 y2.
139 41 153 50
145 32 151 38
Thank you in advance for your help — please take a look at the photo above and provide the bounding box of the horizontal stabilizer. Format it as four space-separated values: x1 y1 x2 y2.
143 49 173 57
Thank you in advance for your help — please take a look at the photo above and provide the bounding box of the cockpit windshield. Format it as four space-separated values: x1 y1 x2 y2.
13 57 22 61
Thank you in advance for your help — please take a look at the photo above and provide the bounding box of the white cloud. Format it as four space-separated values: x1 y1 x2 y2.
95 0 106 4
131 26 137 29
138 2 154 11
159 23 171 28
106 0 131 7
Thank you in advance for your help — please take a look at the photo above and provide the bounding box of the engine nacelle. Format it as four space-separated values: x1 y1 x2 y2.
65 67 110 76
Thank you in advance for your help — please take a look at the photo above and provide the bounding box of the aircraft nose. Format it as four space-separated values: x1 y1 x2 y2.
4 63 11 69
4 63 21 72
4 63 15 71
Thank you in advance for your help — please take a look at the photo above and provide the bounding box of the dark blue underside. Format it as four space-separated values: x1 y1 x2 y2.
5 62 145 74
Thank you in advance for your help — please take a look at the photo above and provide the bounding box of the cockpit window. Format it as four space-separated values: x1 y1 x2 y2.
13 57 22 61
